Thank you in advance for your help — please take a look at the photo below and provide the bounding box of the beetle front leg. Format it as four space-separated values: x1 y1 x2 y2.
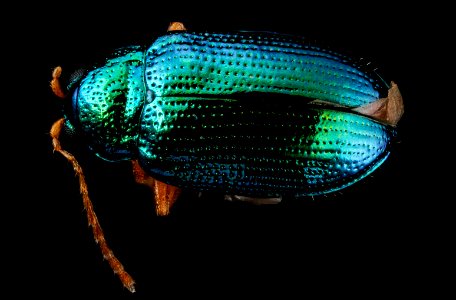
50 66 66 98
131 160 181 216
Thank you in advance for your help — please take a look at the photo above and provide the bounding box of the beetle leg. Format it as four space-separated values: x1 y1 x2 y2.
224 195 282 205
131 160 181 216
167 21 186 31
51 118 136 293
50 66 66 98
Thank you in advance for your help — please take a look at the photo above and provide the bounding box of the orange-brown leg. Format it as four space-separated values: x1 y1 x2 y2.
131 160 181 216
167 21 187 31
129 20 185 215
51 118 135 293
50 66 66 98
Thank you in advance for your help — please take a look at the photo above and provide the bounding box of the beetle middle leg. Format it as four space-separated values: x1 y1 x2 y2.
131 160 181 216
167 21 186 32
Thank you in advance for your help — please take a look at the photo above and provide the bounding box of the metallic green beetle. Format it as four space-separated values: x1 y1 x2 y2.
60 28 401 197
50 22 403 292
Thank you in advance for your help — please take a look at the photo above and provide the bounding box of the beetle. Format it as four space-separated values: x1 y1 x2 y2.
49 22 404 293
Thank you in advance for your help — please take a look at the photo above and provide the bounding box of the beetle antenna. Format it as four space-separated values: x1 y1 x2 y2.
50 118 136 293
50 66 66 98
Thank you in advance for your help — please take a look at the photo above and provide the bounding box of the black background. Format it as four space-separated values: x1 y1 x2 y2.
12 3 442 298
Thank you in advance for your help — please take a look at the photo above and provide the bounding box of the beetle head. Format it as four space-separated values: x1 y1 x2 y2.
52 46 146 162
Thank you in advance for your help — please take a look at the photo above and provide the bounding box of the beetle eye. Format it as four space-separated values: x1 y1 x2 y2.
63 85 80 129
67 68 86 91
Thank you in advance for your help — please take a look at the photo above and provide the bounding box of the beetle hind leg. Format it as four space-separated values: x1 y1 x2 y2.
131 160 181 216
224 194 282 205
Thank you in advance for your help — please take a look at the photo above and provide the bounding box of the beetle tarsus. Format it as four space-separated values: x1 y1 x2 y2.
50 118 136 293
132 160 181 216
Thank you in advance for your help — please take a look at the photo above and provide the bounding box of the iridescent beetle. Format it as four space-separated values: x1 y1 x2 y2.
49 22 404 292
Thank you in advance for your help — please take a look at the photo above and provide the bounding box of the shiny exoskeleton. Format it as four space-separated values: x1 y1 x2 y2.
65 30 396 198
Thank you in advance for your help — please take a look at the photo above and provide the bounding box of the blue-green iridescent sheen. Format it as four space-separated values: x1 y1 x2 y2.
74 47 145 161
138 97 392 197
70 31 394 197
145 32 384 107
